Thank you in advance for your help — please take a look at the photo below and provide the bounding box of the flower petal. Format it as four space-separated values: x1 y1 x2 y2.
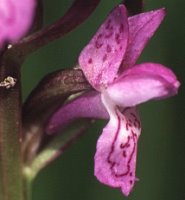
95 107 141 196
106 63 180 107
79 5 128 90
46 91 108 134
0 0 36 47
121 8 165 69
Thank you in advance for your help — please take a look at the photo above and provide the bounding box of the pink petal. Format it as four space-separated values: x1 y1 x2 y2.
95 107 141 196
79 5 129 90
46 91 108 134
106 63 180 107
121 8 165 69
0 0 36 47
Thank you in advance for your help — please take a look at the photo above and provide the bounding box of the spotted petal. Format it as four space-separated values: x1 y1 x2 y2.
121 8 165 69
0 0 36 47
46 91 108 134
95 107 141 196
106 63 180 107
79 5 128 90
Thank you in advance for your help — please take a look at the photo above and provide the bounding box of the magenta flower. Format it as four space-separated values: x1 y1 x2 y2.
0 0 35 47
46 5 180 196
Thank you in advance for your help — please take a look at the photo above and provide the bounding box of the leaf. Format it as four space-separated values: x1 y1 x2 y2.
23 68 91 125
22 68 91 162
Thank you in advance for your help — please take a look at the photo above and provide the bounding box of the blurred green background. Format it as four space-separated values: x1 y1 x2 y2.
22 0 185 200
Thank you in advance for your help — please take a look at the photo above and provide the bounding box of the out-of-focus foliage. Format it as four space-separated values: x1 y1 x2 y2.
22 0 185 200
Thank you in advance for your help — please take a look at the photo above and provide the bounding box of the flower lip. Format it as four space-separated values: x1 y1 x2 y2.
94 106 141 196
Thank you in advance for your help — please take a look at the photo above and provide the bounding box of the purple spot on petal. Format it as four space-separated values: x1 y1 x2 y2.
130 180 133 185
97 33 103 39
88 58 92 64
95 40 103 49
119 24 124 33
130 172 133 177
105 19 112 29
130 112 141 129
115 33 121 44
106 44 112 53
123 151 127 157
109 26 113 30
103 54 107 62
126 144 130 148
120 136 130 148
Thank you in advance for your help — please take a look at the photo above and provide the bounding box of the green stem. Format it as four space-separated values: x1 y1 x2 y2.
0 54 24 199
24 120 91 181
23 176 32 200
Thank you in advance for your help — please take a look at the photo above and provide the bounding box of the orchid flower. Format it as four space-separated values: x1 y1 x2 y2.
0 0 35 47
46 5 180 196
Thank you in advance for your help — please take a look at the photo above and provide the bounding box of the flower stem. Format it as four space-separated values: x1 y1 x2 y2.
23 176 32 200
24 120 91 181
0 53 24 199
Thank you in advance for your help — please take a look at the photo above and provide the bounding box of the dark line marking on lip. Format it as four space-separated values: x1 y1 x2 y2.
107 110 137 178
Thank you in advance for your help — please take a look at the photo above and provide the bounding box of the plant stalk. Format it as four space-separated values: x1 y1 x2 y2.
0 53 24 200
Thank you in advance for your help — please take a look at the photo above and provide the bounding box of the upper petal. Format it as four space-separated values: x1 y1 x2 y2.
121 8 165 69
95 106 141 196
106 63 180 107
79 5 129 90
46 91 108 134
0 0 36 47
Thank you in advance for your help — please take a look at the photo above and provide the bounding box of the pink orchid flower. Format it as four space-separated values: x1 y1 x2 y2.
46 5 180 196
0 0 35 47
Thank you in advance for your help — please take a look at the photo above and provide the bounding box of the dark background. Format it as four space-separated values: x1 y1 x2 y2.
22 0 185 199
